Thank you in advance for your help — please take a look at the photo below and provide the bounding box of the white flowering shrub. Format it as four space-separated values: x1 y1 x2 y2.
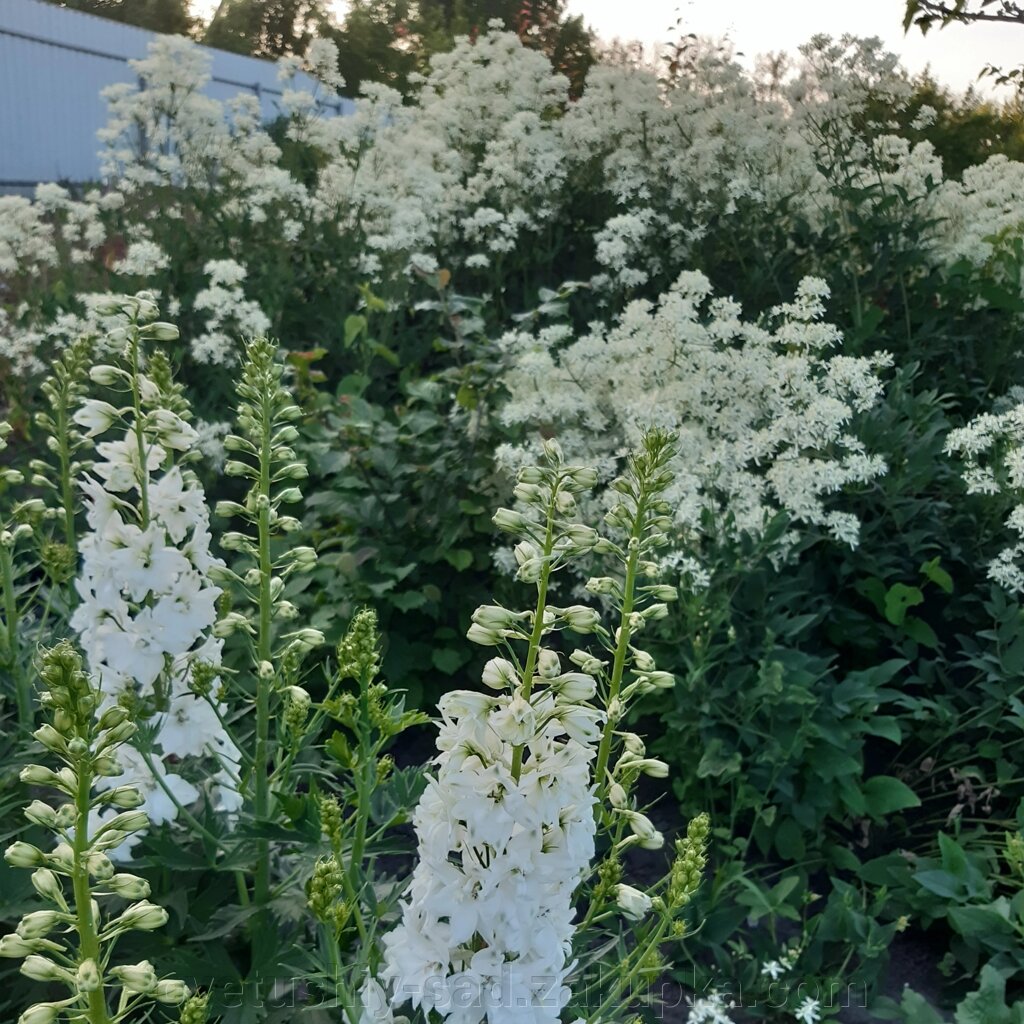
946 396 1024 593
498 273 891 552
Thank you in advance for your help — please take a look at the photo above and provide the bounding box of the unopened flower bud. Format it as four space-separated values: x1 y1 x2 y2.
0 934 40 957
153 978 190 1004
30 869 64 905
104 786 144 810
615 884 653 921
5 842 45 868
145 322 180 341
17 1003 63 1024
481 658 518 690
21 955 72 983
537 648 561 678
24 801 58 829
492 508 531 534
467 622 503 646
76 958 101 992
557 605 601 633
17 911 63 940
111 960 158 994
116 901 169 931
107 873 151 900
89 365 124 386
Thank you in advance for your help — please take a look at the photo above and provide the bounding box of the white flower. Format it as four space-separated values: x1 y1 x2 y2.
615 883 653 921
381 655 601 1024
71 332 239 857
794 997 822 1024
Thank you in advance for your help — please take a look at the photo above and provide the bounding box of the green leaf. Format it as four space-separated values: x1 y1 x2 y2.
432 647 464 674
444 548 474 571
862 775 920 817
865 716 902 743
774 817 806 861
903 616 939 649
344 314 367 347
955 965 1013 1024
884 583 924 626
920 557 953 594
900 988 944 1024
392 590 428 612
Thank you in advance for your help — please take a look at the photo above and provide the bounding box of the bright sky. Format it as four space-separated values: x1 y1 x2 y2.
565 0 1021 94
194 0 1022 96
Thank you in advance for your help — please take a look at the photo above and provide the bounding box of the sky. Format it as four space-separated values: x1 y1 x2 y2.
564 0 1021 95
194 0 1022 96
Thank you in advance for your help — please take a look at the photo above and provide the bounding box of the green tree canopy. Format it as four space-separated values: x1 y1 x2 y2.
45 0 194 35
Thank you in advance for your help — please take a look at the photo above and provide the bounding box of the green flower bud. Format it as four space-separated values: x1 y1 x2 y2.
30 869 64 905
492 507 531 534
17 1002 63 1024
103 786 144 810
24 801 59 829
154 979 190 1004
555 605 601 633
31 726 67 755
0 934 40 957
145 322 180 341
106 873 151 900
76 958 101 992
110 960 158 994
5 843 45 868
17 912 64 940
116 901 169 931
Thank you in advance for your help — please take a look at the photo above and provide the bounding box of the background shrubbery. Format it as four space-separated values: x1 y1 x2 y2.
5 9 1024 1022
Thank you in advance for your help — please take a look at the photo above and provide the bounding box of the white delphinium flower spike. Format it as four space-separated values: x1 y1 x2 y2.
70 294 241 856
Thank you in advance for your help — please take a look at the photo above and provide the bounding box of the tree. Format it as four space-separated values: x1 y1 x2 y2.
904 1 1024 89
411 0 595 96
203 0 329 57
46 0 194 35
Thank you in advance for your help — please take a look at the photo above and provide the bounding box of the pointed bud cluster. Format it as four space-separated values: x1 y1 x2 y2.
3 642 188 1024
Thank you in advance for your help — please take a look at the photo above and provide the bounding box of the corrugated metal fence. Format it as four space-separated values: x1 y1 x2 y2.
0 0 352 190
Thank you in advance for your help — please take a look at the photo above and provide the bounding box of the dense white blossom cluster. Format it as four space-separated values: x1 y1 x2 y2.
5 28 1024 382
498 273 890 551
946 397 1024 593
70 306 241 855
192 259 271 365
381 659 601 1024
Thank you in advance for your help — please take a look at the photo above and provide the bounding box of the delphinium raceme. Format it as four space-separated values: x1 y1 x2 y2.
29 337 94 584
0 341 95 733
69 292 240 854
0 418 38 731
377 429 709 1024
213 335 322 906
307 608 429 1019
562 430 711 1021
1 640 200 1024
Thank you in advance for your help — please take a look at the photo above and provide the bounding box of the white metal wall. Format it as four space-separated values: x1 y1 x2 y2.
0 0 352 189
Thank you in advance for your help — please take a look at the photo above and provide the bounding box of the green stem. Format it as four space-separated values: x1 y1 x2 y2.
56 387 77 557
348 680 374 872
510 506 557 783
593 504 647 799
588 918 669 1024
1 545 30 731
128 326 150 529
73 755 111 1024
253 387 274 906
